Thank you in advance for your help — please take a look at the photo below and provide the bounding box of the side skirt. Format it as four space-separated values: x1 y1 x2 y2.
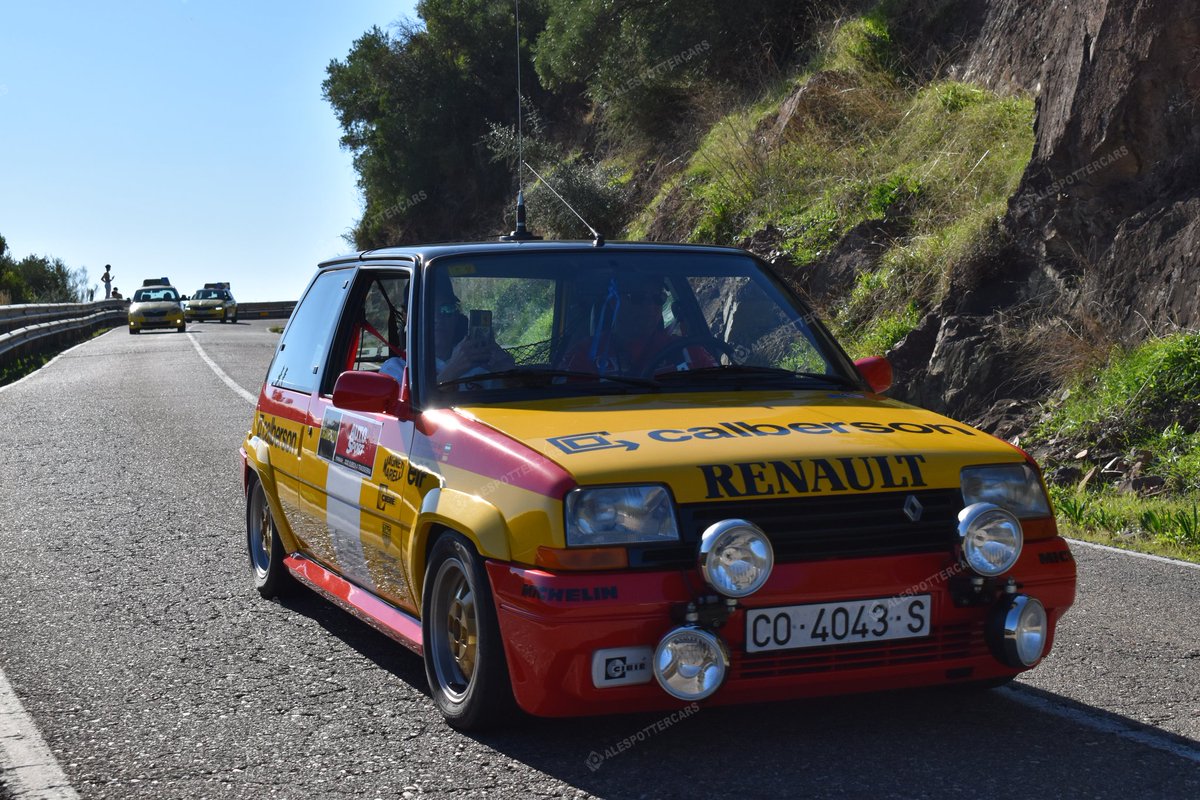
284 554 424 656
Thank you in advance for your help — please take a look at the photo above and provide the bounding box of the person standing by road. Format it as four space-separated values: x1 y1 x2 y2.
101 264 114 299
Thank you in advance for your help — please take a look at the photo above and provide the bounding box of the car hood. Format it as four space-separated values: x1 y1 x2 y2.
129 300 181 312
457 390 1023 503
188 299 229 307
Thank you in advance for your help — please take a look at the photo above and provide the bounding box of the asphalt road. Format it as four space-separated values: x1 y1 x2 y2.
0 321 1197 799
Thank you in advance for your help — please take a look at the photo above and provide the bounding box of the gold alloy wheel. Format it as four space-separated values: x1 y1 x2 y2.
431 557 478 702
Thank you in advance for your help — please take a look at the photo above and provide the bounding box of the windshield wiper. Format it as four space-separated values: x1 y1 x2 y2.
654 364 862 389
438 368 661 390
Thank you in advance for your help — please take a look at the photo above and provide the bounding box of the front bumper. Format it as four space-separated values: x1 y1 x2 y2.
487 536 1076 717
129 313 184 331
185 306 228 321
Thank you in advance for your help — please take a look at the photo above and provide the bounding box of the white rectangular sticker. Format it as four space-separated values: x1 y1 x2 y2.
745 594 931 654
591 647 653 687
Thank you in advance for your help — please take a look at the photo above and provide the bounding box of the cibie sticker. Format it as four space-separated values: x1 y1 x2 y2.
318 408 383 476
591 647 653 688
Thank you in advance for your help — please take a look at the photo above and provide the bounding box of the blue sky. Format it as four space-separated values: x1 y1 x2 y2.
0 1 417 302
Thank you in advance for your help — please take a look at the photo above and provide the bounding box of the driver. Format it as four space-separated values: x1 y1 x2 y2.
559 274 715 376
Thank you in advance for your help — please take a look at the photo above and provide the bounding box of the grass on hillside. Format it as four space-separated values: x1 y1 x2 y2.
627 9 1034 359
1033 332 1200 561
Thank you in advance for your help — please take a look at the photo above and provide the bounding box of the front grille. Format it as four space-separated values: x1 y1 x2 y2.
628 488 962 568
732 621 987 680
143 309 169 318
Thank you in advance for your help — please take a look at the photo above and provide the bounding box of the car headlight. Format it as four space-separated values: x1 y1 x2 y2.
961 464 1050 518
565 485 679 546
698 519 774 597
990 594 1048 667
653 627 728 701
958 502 1023 576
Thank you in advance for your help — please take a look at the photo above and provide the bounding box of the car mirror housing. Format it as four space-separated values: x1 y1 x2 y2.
854 355 893 393
332 371 411 419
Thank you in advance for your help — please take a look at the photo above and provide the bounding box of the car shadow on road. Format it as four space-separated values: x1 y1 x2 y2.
268 591 1200 798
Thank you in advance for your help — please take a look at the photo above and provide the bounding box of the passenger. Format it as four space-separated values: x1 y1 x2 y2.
434 295 513 382
559 274 714 376
379 291 512 384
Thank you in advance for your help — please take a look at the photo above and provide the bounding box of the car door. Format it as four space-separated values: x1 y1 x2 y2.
259 265 352 566
302 266 421 612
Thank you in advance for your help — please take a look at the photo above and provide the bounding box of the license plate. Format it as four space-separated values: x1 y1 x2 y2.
745 594 931 653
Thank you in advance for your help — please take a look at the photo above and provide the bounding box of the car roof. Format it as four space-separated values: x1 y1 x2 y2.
315 240 751 271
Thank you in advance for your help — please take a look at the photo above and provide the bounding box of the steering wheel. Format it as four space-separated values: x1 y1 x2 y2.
639 336 739 377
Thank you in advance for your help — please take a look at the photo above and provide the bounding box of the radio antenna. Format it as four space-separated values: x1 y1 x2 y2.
501 0 540 242
523 160 605 246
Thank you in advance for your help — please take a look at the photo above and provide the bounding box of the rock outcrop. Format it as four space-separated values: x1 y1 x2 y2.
887 0 1200 429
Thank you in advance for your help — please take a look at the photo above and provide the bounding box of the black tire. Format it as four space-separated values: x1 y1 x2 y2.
128 327 137 335
246 476 293 598
220 312 227 324
177 324 186 333
422 532 516 730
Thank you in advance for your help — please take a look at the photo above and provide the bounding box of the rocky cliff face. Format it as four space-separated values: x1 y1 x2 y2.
887 0 1200 431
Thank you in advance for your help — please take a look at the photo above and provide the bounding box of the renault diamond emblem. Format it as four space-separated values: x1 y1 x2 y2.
903 495 923 522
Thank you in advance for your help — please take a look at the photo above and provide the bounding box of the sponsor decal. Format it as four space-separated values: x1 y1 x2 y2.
382 454 405 482
1039 549 1074 565
318 408 382 476
698 455 928 499
257 413 300 456
548 431 639 454
590 647 653 688
547 420 975 454
521 583 619 602
381 522 394 548
377 484 397 512
647 419 976 443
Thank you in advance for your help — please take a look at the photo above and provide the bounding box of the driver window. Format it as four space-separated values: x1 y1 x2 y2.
350 274 410 378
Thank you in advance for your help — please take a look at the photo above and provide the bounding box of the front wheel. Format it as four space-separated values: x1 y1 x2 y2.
246 476 292 598
422 533 516 730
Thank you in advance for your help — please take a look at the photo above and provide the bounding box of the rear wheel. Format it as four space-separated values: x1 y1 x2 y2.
422 533 516 729
247 476 292 598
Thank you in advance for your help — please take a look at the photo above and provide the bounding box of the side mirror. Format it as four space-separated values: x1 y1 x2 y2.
854 356 893 393
332 370 412 419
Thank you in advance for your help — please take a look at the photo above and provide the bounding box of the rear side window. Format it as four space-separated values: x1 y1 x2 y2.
269 268 350 393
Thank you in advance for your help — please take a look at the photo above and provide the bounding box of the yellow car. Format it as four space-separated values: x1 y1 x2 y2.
184 283 238 323
241 241 1076 730
128 284 185 334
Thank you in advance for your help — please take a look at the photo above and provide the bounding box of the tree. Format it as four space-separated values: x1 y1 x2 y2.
323 0 553 248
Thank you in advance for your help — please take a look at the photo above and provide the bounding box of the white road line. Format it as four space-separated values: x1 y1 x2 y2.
1002 685 1200 764
188 333 257 405
1066 537 1200 570
0 671 80 799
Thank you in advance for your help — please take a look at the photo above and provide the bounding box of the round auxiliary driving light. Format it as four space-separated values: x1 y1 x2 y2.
991 594 1048 667
958 503 1023 577
698 519 774 598
653 626 729 701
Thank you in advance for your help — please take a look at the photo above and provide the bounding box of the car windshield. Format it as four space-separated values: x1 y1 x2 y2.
133 288 179 302
422 249 859 403
194 289 223 300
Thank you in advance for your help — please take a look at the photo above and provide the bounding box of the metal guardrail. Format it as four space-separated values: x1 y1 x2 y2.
238 301 296 320
0 299 296 372
0 300 128 366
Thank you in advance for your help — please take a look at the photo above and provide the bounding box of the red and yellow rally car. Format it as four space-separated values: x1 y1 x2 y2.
241 241 1075 729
